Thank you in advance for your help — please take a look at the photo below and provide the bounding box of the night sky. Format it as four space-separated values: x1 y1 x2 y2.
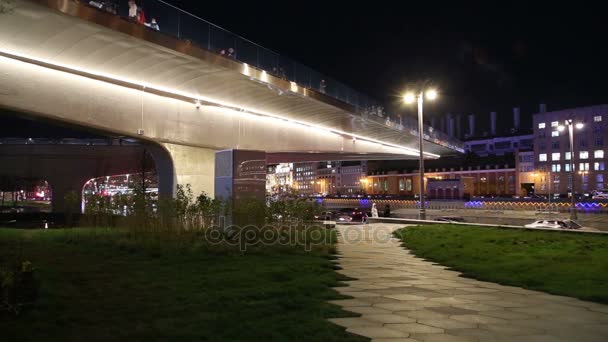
166 1 608 131
2 1 607 136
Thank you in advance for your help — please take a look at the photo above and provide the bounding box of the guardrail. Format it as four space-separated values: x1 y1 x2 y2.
53 0 464 152
320 198 608 213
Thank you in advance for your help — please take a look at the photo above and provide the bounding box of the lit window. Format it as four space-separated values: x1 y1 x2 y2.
552 153 561 161
597 174 604 183
580 151 589 159
565 164 573 172
539 154 547 162
594 115 603 122
595 150 604 159
551 164 561 172
538 122 546 129
595 162 606 171
551 121 559 127
551 131 559 137
579 163 590 171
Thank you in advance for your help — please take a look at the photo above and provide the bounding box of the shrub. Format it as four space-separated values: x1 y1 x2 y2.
0 260 38 316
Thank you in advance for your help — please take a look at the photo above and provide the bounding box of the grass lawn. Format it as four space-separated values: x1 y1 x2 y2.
394 225 608 304
0 228 366 342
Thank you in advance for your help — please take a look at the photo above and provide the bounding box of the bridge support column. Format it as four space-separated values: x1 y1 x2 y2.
161 143 216 199
214 150 266 202
47 174 90 213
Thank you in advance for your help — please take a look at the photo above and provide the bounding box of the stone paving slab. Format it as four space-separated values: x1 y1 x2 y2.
328 223 608 341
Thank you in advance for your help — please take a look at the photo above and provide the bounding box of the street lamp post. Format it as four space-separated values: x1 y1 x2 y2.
404 89 437 220
558 119 584 220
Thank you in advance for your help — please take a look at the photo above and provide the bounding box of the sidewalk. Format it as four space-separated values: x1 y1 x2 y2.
329 223 608 342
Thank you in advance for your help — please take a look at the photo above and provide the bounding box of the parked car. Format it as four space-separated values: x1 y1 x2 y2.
313 211 336 228
314 211 335 221
591 190 608 200
524 219 583 229
335 208 367 224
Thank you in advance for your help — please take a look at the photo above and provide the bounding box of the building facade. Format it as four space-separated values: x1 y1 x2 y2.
464 134 534 156
533 105 608 195
362 166 516 198
266 163 294 194
273 161 367 196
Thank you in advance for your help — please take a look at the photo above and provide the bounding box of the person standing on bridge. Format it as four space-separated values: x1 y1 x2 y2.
128 0 138 21
320 79 327 94
137 7 146 25
145 18 160 31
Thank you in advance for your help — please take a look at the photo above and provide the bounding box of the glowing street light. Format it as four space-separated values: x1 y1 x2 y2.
558 119 584 219
426 89 438 100
403 93 416 104
403 88 438 220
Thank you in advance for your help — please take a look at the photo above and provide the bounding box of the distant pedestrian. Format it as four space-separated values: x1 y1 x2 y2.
383 204 391 217
371 203 379 218
227 47 236 58
145 18 160 31
219 49 226 56
319 79 326 94
128 0 138 21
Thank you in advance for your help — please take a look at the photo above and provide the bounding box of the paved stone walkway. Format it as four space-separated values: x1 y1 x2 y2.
329 223 608 342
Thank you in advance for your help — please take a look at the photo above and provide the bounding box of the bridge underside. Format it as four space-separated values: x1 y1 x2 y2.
0 0 463 206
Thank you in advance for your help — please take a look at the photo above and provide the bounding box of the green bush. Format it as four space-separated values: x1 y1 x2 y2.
1 260 38 315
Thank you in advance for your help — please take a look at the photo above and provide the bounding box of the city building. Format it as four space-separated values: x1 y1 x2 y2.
515 149 536 196
338 161 367 194
464 134 534 157
266 163 294 195
362 165 516 198
293 162 319 194
270 161 367 196
533 104 608 195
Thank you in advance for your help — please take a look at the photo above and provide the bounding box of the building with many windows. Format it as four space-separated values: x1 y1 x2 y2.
533 105 608 195
272 161 367 196
464 134 534 156
362 165 516 198
293 162 318 193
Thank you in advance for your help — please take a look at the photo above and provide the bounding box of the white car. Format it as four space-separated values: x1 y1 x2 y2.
592 193 608 200
524 220 582 229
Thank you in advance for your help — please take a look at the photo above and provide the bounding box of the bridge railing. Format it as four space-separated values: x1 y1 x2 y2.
82 0 464 152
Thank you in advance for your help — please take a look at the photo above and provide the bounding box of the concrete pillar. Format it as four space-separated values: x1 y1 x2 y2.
215 150 266 202
468 114 475 137
490 112 497 136
447 113 455 137
162 143 216 199
513 107 520 131
47 174 90 213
